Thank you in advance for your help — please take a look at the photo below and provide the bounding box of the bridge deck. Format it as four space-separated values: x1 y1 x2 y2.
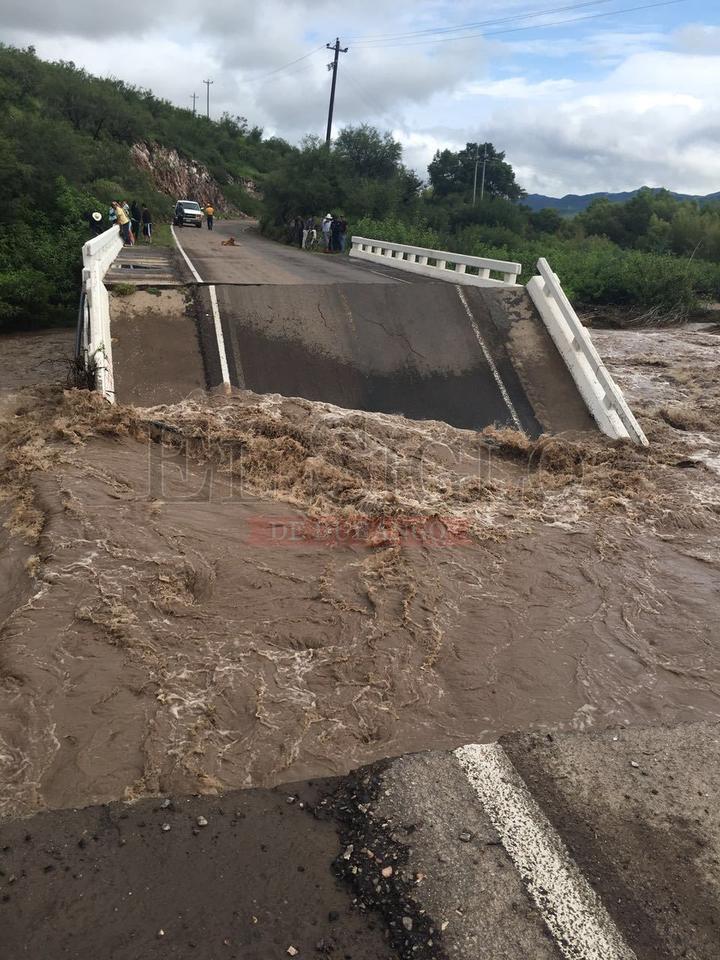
109 220 594 437
105 244 180 287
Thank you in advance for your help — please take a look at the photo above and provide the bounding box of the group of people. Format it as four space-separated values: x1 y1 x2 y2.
109 200 153 245
292 213 348 253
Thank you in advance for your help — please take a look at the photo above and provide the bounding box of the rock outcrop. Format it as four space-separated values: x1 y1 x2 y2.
131 142 236 212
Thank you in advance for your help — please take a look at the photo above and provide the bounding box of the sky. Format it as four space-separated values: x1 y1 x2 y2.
4 0 720 196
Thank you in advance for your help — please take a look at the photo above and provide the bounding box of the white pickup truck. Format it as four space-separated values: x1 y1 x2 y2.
173 200 203 228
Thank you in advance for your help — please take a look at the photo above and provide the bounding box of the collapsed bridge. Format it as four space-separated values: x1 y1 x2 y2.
80 221 647 445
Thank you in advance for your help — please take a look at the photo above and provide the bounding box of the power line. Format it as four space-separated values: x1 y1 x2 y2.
343 68 392 121
182 0 684 135
348 0 619 44
348 0 687 48
211 0 682 97
480 0 687 41
242 45 326 84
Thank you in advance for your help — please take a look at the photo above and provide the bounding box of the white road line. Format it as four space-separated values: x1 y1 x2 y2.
455 284 524 434
170 224 203 283
455 743 637 960
365 267 413 284
170 224 231 391
209 284 231 390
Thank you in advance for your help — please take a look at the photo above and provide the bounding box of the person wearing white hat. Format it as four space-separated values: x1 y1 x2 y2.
82 210 104 236
322 214 333 252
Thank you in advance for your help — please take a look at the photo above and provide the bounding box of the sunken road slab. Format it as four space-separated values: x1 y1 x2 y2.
3 722 718 959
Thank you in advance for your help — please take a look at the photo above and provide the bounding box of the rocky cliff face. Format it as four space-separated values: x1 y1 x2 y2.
131 142 253 213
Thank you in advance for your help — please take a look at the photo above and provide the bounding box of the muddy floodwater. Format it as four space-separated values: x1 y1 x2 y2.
1 323 719 819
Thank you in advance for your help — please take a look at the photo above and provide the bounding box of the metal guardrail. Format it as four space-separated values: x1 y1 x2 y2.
350 236 521 286
527 258 648 445
80 226 123 402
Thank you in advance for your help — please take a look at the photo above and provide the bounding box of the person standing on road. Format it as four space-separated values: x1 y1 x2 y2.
330 215 342 254
108 204 117 227
322 214 332 252
205 203 214 230
113 201 131 245
121 201 134 244
338 216 348 253
302 215 313 250
292 215 303 248
130 201 142 244
141 204 152 244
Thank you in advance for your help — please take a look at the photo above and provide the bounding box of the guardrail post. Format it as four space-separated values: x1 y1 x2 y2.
348 236 521 289
80 225 123 403
527 257 648 445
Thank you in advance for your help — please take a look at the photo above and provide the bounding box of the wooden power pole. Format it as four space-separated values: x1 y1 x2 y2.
325 38 348 145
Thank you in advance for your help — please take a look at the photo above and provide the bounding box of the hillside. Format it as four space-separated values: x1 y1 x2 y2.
0 44 293 329
525 187 720 215
2 43 720 333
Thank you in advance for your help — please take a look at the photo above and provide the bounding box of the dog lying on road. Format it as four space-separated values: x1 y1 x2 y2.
221 237 237 246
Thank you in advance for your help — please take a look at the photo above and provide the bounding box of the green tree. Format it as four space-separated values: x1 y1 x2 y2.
334 124 402 180
529 207 563 235
261 127 421 228
427 142 524 202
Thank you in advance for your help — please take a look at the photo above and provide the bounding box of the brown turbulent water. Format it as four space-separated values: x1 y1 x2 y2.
0 324 719 819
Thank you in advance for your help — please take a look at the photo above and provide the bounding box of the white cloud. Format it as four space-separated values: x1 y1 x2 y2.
4 3 720 195
476 50 720 194
673 23 720 55
458 76 575 99
495 28 667 63
392 129 458 173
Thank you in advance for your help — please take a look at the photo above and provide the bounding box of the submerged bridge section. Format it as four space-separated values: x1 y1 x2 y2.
82 221 646 444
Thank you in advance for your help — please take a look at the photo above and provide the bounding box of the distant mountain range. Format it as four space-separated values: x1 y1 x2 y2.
524 187 720 215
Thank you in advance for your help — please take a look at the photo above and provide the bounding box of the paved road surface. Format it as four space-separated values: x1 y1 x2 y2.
3 721 717 959
174 219 417 286
168 221 593 436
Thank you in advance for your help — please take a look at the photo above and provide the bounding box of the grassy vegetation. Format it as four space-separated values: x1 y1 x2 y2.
109 282 136 297
149 223 174 248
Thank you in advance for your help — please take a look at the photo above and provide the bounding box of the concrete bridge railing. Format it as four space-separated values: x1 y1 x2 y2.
527 259 648 446
351 236 647 445
79 226 123 402
350 236 522 286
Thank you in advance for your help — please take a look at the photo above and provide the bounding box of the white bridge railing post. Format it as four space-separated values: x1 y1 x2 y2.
81 226 123 402
527 258 648 445
350 236 521 287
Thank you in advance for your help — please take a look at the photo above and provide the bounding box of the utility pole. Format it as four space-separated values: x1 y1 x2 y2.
480 143 488 202
203 79 214 120
472 143 489 206
190 92 198 117
325 38 348 145
472 144 479 206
